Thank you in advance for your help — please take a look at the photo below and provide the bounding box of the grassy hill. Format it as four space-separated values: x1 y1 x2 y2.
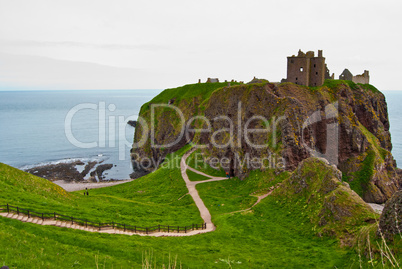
0 146 375 268
2 149 400 268
0 146 202 227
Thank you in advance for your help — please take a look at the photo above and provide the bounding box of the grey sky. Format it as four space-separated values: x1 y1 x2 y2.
0 0 401 90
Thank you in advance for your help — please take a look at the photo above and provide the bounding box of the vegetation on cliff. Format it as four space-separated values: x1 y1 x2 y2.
132 80 400 204
128 79 401 266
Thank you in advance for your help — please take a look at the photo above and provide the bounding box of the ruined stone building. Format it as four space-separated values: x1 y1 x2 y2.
286 50 326 87
206 78 219 83
339 69 370 84
285 49 370 86
339 68 353 81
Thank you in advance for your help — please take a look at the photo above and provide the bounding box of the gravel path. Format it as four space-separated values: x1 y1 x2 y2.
180 149 228 231
0 148 229 237
53 180 133 192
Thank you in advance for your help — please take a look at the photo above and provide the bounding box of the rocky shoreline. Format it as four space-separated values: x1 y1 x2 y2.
25 160 118 182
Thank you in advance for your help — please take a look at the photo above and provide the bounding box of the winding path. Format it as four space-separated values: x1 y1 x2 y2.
0 148 271 236
180 148 228 232
0 149 228 237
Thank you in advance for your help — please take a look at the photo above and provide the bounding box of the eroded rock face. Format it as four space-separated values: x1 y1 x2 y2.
132 81 400 202
378 191 402 240
274 158 375 242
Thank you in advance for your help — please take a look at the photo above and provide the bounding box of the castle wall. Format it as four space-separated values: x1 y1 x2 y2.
352 70 370 84
286 50 370 87
286 50 326 87
309 57 325 87
339 69 353 81
287 57 310 86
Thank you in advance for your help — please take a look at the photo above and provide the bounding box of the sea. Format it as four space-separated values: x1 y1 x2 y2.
0 90 402 180
0 90 162 180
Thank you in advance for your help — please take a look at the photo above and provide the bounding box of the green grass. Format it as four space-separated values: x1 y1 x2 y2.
313 79 380 95
0 196 353 268
359 83 380 93
348 150 376 197
0 176 357 268
148 82 239 105
1 147 399 268
186 149 226 177
0 146 202 227
186 169 210 181
321 79 359 90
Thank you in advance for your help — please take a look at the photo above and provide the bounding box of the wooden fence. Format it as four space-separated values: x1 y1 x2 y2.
0 204 206 234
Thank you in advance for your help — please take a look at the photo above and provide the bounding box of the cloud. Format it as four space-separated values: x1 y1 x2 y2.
0 39 171 51
0 52 174 90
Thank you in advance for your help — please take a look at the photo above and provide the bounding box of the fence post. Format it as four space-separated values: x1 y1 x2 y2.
85 220 87 228
185 226 187 233
28 210 30 218
168 225 169 233
196 224 198 230
123 224 125 232
7 204 9 213
146 227 148 235
42 213 44 221
71 217 74 225
17 207 19 215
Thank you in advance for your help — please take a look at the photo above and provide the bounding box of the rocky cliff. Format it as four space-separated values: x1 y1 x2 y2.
274 157 376 243
131 80 400 203
378 190 402 240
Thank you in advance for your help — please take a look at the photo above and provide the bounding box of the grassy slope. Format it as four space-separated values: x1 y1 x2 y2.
0 180 354 268
186 149 226 177
0 150 361 268
0 146 202 227
186 169 210 181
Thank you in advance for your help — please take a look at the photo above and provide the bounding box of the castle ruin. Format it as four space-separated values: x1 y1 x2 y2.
339 69 370 84
206 78 219 83
286 49 369 86
286 50 326 87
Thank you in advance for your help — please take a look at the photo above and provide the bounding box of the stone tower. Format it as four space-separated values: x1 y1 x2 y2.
287 50 326 87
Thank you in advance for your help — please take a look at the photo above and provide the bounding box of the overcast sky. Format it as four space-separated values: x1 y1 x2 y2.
0 0 401 90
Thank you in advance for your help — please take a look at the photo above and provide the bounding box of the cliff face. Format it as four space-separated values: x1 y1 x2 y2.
132 80 400 203
274 157 375 243
378 190 402 240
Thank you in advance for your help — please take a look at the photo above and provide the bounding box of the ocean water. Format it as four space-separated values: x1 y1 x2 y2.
0 90 162 180
0 89 401 180
383 91 402 167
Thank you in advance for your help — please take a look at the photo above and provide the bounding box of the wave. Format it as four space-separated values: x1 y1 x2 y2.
19 155 109 170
